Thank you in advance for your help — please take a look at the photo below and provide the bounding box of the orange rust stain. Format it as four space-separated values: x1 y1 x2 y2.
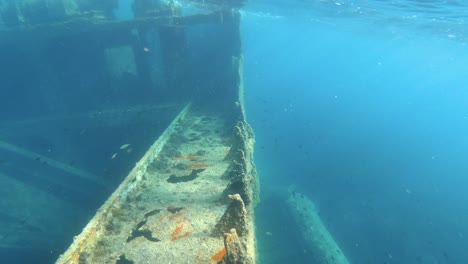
187 154 198 161
172 217 192 241
178 231 192 239
211 247 227 261
185 163 208 170
175 154 199 161
171 222 184 241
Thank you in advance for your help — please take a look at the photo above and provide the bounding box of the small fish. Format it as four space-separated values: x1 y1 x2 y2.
111 153 118 159
120 144 131 150
126 148 133 153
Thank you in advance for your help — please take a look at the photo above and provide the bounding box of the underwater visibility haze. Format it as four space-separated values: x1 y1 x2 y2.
1 0 468 263
244 0 468 263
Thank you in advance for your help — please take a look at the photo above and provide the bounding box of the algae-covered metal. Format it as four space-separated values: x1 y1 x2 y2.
57 103 258 263
286 188 351 264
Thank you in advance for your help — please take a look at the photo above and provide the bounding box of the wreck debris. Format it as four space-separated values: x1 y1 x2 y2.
222 121 258 206
286 189 351 264
213 194 248 237
50 5 258 263
221 228 252 264
56 107 258 262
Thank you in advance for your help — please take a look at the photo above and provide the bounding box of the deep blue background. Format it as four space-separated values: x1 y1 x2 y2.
243 7 468 264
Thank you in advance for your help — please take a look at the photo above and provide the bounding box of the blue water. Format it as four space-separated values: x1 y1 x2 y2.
244 1 468 263
2 1 468 263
